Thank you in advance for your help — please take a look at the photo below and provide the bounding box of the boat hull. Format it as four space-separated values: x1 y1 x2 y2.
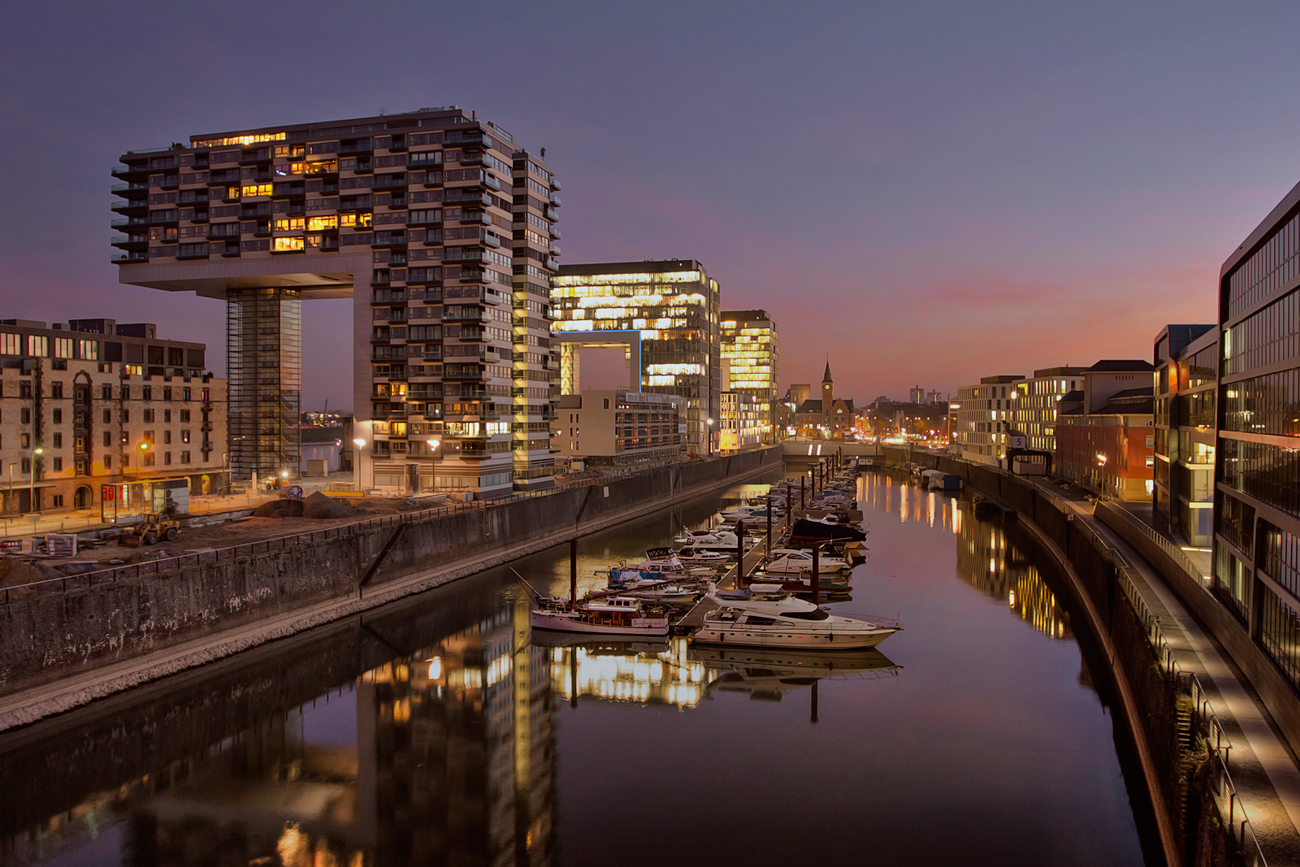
530 609 670 636
691 624 898 649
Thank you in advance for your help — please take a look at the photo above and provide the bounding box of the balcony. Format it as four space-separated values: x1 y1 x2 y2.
549 243 561 256
111 252 148 264
459 150 484 165
339 140 373 155
549 193 561 207
461 212 489 225
544 257 558 270
110 218 146 230
550 178 561 192
483 233 501 248
111 183 148 195
112 164 147 179
483 174 503 192
549 226 561 240
458 269 485 282
110 234 146 249
111 199 146 214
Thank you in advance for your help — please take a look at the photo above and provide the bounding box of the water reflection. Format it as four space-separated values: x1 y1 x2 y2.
955 505 1073 641
545 638 711 708
1 470 1149 867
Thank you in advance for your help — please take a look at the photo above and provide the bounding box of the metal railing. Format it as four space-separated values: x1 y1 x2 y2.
0 452 780 605
1098 501 1210 582
1047 490 1267 865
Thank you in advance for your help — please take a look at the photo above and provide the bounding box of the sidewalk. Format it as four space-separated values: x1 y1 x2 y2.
1035 481 1300 864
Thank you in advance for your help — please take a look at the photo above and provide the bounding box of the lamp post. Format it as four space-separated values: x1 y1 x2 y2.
706 417 714 457
352 438 366 491
426 437 440 493
29 447 43 514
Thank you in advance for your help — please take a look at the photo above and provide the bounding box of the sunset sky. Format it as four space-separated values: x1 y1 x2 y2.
4 0 1300 409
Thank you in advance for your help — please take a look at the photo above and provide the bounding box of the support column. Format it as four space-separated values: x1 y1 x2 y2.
227 288 302 483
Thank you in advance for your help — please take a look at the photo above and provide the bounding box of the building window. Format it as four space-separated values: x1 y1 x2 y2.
53 457 63 472
164 430 172 444
103 431 111 447
51 494 63 508
143 386 152 401
104 454 112 469
20 408 30 424
181 430 190 444
181 409 191 422
52 409 62 424
143 409 155 423
51 382 64 399
164 410 172 423
103 409 111 424
163 387 172 401
142 452 155 467
122 408 130 422
179 451 190 464
164 452 172 466
52 433 62 448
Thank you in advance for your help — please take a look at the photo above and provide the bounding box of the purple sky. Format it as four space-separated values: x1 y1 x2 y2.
3 1 1297 410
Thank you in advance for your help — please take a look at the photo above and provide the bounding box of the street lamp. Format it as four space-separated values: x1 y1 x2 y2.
29 447 43 515
426 438 440 493
706 418 714 456
352 438 366 491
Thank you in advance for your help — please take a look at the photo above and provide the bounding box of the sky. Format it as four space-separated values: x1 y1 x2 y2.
4 0 1300 410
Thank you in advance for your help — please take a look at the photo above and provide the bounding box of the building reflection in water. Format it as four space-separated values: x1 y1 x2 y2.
861 469 961 535
955 503 1073 641
118 593 557 867
543 637 713 708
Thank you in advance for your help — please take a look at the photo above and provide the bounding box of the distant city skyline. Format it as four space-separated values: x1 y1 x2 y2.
5 1 1296 409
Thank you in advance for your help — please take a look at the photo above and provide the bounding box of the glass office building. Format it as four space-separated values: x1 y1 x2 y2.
1217 183 1300 693
721 309 779 443
552 261 720 455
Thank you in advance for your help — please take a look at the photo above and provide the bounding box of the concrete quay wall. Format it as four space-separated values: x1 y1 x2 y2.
0 449 781 704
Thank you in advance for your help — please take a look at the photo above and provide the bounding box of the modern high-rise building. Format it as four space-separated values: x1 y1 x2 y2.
1152 324 1217 546
721 310 778 443
1216 182 1300 690
111 107 560 499
552 261 721 454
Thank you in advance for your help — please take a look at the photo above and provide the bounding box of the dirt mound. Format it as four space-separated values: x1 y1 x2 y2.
302 491 360 519
252 499 305 519
0 557 62 588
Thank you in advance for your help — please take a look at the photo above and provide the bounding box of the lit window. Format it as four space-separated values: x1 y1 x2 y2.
241 183 273 197
273 236 305 252
274 217 306 232
307 215 338 231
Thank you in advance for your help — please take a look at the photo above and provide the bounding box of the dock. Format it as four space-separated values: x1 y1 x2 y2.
674 526 779 633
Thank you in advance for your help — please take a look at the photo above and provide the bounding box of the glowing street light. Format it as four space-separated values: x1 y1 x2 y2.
426 438 441 494
353 438 367 491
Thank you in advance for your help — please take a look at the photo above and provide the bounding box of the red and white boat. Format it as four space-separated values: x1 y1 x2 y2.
530 594 671 636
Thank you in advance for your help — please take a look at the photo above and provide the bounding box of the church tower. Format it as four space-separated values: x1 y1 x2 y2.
822 359 834 408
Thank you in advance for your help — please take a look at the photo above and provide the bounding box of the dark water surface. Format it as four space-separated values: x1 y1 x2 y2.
0 470 1155 866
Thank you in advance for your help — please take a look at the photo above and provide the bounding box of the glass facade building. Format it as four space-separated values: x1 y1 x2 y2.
111 108 560 498
552 261 720 455
1152 324 1217 547
1217 180 1300 695
720 310 779 443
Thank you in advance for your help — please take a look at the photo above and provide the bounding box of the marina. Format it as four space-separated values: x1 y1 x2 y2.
0 463 1153 867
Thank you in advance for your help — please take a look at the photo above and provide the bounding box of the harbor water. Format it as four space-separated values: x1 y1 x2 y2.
0 468 1155 866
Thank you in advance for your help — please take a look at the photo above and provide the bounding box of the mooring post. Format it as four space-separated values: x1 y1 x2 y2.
570 537 578 603
766 498 772 556
735 520 746 582
811 680 819 724
801 474 806 508
812 542 820 605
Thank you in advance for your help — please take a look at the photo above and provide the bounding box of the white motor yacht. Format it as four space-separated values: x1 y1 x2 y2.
762 548 852 575
672 529 741 553
675 545 731 566
692 589 900 649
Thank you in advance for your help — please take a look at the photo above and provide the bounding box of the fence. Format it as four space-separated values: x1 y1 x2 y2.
1 449 781 605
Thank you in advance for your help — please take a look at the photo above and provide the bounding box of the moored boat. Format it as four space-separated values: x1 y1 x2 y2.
531 594 672 636
691 589 900 649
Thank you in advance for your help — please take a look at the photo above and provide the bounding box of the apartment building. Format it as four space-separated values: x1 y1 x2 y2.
1008 367 1088 453
954 375 1023 465
552 390 685 467
112 107 559 499
1215 181 1300 690
1152 324 1217 547
552 261 720 455
0 319 226 515
720 310 778 443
